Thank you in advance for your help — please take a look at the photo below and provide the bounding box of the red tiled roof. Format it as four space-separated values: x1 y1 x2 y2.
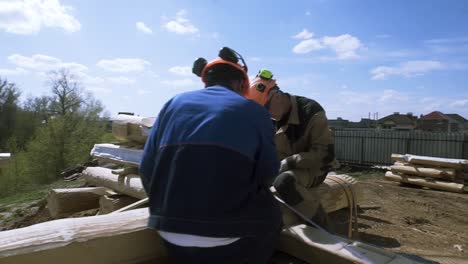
421 111 449 120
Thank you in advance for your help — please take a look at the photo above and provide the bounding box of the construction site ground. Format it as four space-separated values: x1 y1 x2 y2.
0 170 467 264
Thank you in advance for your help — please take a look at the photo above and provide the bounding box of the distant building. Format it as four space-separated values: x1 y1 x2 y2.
446 114 468 131
377 112 417 130
328 117 377 130
419 111 465 132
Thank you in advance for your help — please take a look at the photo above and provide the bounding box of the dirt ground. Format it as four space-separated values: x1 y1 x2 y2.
1 174 467 264
329 178 468 264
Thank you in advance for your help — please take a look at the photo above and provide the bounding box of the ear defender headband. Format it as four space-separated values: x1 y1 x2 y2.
192 47 250 90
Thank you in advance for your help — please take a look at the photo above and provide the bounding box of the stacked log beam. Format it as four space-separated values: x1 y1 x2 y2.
47 187 114 218
386 154 467 193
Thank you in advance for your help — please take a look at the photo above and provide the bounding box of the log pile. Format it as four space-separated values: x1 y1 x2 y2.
42 113 364 218
0 114 376 263
385 154 467 193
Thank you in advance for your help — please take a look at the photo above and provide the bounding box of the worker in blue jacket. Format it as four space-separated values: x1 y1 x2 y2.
140 47 281 264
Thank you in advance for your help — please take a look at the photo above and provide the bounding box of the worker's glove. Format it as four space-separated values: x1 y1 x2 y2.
279 157 294 173
273 172 303 206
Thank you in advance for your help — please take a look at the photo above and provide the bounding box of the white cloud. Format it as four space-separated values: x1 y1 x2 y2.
379 89 408 102
305 11 311 16
168 66 192 76
376 34 391 39
424 37 468 54
450 99 468 107
161 78 196 87
291 32 362 59
97 58 150 73
107 76 136 85
0 0 81 35
370 60 445 80
163 9 198 35
86 86 112 94
137 89 151 95
7 54 88 74
420 97 434 103
322 34 362 59
0 67 27 76
292 39 323 54
292 29 314 39
136 22 152 34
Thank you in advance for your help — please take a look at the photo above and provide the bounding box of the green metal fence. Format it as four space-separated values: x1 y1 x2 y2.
332 129 468 166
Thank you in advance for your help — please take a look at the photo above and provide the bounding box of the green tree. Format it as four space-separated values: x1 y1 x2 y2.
22 69 107 183
0 78 21 151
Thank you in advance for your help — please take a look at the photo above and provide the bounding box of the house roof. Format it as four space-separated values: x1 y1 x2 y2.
421 111 460 123
446 114 467 123
378 113 417 125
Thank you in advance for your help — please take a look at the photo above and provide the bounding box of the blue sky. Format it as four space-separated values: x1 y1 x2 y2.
0 0 467 121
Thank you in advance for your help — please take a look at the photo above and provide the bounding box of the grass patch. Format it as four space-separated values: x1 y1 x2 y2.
0 178 85 207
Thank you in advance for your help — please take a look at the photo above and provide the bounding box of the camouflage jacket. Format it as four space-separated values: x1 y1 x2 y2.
275 95 336 188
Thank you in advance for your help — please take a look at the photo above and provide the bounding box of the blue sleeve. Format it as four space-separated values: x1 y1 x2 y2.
139 102 169 194
254 109 280 186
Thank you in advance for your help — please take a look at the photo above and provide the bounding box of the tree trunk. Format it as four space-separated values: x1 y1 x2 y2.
99 194 139 214
390 164 456 181
384 171 465 193
47 187 112 218
82 167 147 199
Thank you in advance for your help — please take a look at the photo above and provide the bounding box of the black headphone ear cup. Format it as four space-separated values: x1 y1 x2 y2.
192 58 207 77
256 83 266 92
219 47 238 63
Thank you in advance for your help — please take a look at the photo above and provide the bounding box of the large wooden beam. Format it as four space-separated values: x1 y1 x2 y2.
0 209 418 264
90 144 143 167
391 154 468 169
112 114 155 144
0 209 168 264
83 167 147 199
47 187 113 218
390 164 456 181
384 171 465 193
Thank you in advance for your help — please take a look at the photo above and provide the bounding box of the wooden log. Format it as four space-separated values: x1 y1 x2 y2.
83 167 147 199
47 188 113 218
273 174 363 226
457 171 468 181
384 171 465 193
390 164 456 181
391 153 468 169
112 114 155 144
0 209 169 264
90 144 142 167
0 209 417 264
112 167 138 176
0 153 11 169
99 195 139 214
316 174 362 213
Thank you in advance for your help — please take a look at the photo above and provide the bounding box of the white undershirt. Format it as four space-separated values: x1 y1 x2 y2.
158 231 240 248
